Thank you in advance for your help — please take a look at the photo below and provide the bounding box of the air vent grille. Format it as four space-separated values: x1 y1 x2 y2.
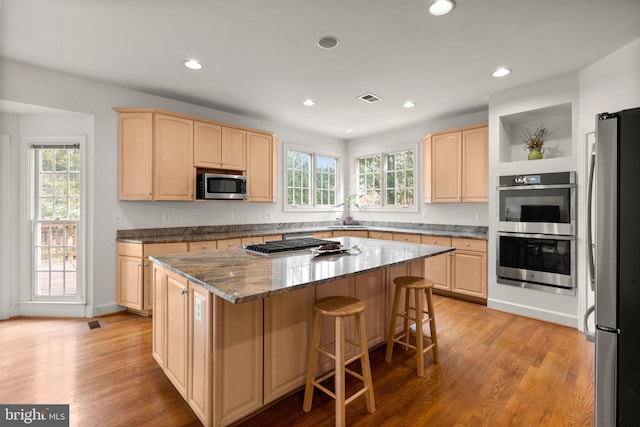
358 93 382 104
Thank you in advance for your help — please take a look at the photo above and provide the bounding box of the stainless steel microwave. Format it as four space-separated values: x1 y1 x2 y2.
196 173 248 200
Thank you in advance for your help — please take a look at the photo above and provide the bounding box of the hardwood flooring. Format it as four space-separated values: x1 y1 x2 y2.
0 296 594 426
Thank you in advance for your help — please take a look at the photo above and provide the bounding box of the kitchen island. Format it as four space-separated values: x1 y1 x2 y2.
149 237 452 426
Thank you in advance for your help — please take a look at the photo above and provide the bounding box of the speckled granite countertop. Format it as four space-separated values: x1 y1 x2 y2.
150 236 453 303
117 221 487 244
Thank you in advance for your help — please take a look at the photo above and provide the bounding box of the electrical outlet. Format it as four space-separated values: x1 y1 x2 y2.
422 211 430 221
195 297 202 322
162 213 170 222
112 213 122 224
263 211 272 220
226 212 234 221
475 212 481 221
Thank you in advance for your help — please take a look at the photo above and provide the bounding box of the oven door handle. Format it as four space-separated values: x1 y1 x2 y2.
497 232 575 241
496 183 576 191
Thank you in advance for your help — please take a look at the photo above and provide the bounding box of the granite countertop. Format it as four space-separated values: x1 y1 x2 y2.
117 221 487 244
150 236 453 304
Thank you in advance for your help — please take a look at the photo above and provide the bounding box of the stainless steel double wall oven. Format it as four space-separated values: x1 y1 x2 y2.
496 171 576 295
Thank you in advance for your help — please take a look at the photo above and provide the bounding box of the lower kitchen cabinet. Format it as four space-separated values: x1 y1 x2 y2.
424 236 487 302
451 238 487 299
355 269 386 348
151 263 166 367
165 269 189 399
331 230 369 238
263 287 314 404
117 241 187 315
368 231 393 240
393 233 422 243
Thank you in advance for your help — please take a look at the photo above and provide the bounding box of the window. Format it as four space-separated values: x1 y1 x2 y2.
30 144 81 299
356 149 415 208
286 148 338 208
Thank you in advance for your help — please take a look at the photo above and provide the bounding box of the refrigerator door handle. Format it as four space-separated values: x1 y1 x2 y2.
584 304 595 342
587 144 596 291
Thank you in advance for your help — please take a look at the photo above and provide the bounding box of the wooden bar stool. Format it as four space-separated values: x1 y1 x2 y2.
385 276 439 377
303 296 375 426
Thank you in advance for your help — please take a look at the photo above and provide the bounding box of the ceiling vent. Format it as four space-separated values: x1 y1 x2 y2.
358 93 383 104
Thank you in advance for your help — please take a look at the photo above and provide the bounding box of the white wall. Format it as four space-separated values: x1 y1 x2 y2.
488 72 580 327
0 58 346 317
346 110 490 226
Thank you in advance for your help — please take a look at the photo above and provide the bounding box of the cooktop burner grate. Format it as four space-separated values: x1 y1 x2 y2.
244 238 336 255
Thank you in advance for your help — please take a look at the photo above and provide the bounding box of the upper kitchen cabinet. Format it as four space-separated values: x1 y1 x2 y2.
115 107 278 202
194 121 246 171
247 131 278 202
423 124 488 203
116 108 194 201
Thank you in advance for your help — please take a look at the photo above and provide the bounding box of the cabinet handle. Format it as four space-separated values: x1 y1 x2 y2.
181 289 188 295
432 239 437 243
201 245 207 249
144 263 149 267
465 243 470 246
147 192 152 196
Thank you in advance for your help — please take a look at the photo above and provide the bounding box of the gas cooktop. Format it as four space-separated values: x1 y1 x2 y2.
244 238 336 255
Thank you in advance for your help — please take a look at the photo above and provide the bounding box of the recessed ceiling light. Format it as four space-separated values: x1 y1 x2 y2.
303 99 316 106
184 59 203 70
318 36 339 49
492 67 511 77
403 101 416 109
345 129 353 133
429 0 455 16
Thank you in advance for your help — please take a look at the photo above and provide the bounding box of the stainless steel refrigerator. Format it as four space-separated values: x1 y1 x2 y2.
589 107 640 426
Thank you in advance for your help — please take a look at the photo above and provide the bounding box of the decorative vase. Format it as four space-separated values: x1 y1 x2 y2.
343 216 353 225
528 148 543 160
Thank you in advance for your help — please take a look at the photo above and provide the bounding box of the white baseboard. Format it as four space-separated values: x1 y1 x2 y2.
17 301 87 318
487 298 579 328
87 303 127 318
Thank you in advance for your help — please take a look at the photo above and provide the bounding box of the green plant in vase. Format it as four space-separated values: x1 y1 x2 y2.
335 193 363 225
522 125 549 160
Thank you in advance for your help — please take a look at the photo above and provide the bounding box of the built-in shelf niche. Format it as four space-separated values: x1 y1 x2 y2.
499 103 572 163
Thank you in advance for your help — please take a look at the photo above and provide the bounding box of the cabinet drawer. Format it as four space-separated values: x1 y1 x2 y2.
144 242 189 257
117 242 143 257
393 233 421 243
313 231 333 239
189 241 218 252
452 238 486 252
368 231 393 240
262 235 282 243
217 238 243 250
421 235 452 247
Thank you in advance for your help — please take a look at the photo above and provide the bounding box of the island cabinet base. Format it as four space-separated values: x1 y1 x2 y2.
152 260 422 426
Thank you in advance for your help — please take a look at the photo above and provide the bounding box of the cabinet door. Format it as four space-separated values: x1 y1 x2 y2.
116 255 143 310
368 231 393 240
215 297 263 426
422 235 452 291
193 121 222 168
313 231 334 239
247 132 276 201
355 270 386 348
151 263 166 367
393 233 421 243
118 112 153 200
221 127 246 170
165 271 189 398
452 250 487 298
332 230 368 238
154 114 194 201
263 287 313 404
188 283 212 426
432 132 461 202
461 126 488 202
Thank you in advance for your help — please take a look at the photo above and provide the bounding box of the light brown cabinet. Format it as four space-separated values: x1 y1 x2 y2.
116 242 187 315
423 236 487 302
368 231 393 240
393 233 422 243
165 269 189 399
194 122 246 171
423 124 488 203
331 230 369 238
115 107 278 203
188 282 213 425
151 263 166 367
247 132 278 202
116 110 194 201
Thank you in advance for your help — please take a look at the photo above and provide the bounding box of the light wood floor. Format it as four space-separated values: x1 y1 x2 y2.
0 296 594 426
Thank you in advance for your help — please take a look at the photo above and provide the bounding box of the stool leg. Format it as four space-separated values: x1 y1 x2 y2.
357 312 376 414
414 289 425 377
426 288 439 363
335 316 346 427
303 310 322 412
385 286 402 363
402 287 411 351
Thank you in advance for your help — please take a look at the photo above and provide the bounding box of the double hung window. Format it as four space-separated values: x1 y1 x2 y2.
286 148 338 209
356 149 415 209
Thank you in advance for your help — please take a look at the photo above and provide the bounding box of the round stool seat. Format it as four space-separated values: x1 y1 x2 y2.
314 296 366 317
393 276 434 289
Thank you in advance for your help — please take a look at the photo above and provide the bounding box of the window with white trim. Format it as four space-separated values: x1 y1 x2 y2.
356 149 415 208
286 148 338 208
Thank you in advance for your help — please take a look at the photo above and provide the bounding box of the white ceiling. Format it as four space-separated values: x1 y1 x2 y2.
1 0 639 139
